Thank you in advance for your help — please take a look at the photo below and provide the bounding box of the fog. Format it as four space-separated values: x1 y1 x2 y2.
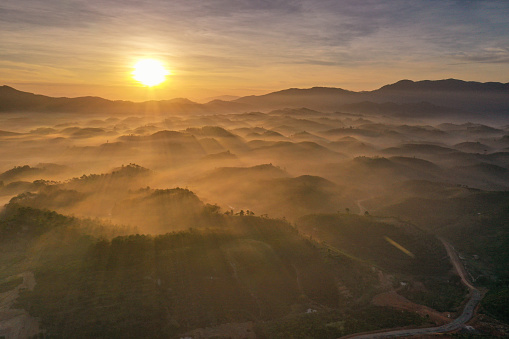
2 103 508 234
2 82 509 338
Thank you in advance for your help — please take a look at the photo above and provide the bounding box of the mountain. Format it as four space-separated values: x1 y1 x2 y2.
235 87 359 111
0 86 249 115
370 79 509 115
0 85 115 112
204 95 240 102
233 80 509 116
377 79 509 92
1 79 508 118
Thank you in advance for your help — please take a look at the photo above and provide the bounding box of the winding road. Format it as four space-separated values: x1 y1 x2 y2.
341 237 484 338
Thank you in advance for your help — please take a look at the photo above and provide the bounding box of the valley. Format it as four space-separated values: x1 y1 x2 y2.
0 81 509 338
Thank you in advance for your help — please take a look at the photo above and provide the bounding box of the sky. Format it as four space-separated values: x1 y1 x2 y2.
1 0 508 102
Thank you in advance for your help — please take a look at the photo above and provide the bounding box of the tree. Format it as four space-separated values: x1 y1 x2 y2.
204 203 220 214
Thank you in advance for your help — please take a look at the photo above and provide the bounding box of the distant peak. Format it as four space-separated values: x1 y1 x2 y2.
268 86 354 96
167 98 197 104
393 79 414 85
0 85 28 93
378 79 509 92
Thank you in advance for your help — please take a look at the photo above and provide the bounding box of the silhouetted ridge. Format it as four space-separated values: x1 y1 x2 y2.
2 79 508 116
269 87 355 96
163 98 196 104
378 79 509 92
0 85 21 93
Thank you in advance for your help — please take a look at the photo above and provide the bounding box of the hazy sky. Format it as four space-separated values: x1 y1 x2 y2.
1 0 508 101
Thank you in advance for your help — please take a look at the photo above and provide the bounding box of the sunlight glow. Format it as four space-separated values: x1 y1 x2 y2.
132 59 169 87
384 236 415 258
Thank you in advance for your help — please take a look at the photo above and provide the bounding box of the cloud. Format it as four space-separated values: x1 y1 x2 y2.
452 48 509 64
1 0 508 97
0 0 105 28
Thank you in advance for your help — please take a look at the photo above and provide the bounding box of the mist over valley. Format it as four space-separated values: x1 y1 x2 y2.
0 80 509 338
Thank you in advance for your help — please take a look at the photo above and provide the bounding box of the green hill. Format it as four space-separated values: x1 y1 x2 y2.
296 214 448 276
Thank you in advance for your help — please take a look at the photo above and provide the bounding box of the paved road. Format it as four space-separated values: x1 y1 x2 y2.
342 239 483 338
344 290 482 338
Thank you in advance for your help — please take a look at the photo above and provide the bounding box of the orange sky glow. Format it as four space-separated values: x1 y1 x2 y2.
1 1 508 102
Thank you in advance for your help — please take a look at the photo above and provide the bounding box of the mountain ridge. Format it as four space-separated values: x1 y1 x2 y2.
1 79 508 117
377 79 509 92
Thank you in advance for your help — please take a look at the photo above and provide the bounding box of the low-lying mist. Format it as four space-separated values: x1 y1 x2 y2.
2 100 509 338
2 108 508 225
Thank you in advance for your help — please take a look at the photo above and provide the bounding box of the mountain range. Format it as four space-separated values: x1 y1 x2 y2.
1 79 508 119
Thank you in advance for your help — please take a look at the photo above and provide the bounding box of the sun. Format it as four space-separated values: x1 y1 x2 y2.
132 59 170 87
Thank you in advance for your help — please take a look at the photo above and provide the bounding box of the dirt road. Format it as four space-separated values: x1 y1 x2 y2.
341 238 484 338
